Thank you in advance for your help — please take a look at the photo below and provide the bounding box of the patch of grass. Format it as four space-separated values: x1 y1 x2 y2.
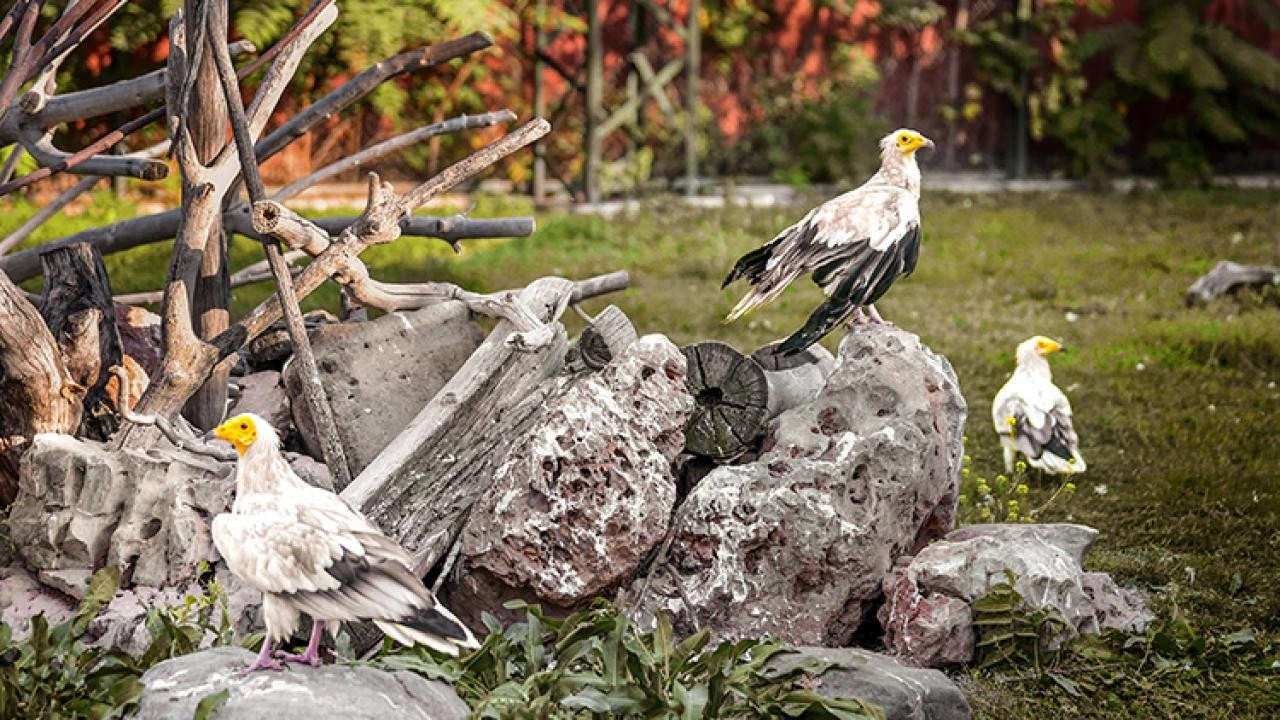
2 186 1277 717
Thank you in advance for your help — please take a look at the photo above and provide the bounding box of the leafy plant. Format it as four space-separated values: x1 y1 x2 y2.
1080 0 1280 180
954 0 1123 180
0 564 241 720
377 599 885 719
971 569 1072 671
957 454 1077 525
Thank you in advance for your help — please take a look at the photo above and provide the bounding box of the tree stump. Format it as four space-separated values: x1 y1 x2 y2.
38 242 123 439
681 341 768 458
0 270 82 504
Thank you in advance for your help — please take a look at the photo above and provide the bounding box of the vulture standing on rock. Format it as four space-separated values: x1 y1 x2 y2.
722 128 934 355
992 336 1087 475
210 413 478 672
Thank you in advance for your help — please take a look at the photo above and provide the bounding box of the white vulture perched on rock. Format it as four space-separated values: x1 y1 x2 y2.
722 128 934 355
992 336 1087 475
210 413 478 672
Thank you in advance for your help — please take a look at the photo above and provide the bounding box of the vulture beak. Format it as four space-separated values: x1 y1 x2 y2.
921 136 936 151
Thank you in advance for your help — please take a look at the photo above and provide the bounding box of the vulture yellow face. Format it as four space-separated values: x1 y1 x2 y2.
1032 336 1064 356
894 129 935 156
214 414 259 456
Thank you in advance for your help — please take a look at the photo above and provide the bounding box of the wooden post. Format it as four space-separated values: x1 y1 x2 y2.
533 0 547 206
584 0 603 203
680 341 767 458
182 0 233 431
38 242 123 439
684 0 699 197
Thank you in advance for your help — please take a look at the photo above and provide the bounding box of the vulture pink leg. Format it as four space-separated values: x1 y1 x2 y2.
242 637 285 673
275 620 324 667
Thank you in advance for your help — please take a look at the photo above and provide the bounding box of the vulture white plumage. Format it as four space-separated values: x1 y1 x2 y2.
992 336 1087 475
722 128 934 354
211 413 478 672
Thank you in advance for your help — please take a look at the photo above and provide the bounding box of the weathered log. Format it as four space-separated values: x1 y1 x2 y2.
1185 260 1280 306
572 304 638 371
341 277 576 575
681 341 768 458
0 270 82 504
38 242 123 439
751 341 837 420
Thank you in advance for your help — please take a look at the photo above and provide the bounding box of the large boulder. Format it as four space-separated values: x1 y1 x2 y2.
879 523 1154 667
134 647 470 720
445 335 693 625
770 647 971 720
284 302 482 476
635 325 966 644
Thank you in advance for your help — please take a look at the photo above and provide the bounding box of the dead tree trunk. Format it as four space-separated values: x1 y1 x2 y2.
341 277 577 575
0 270 82 503
37 242 123 439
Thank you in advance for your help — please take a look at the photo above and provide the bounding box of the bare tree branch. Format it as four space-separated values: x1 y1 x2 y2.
210 0 352 486
109 365 236 461
272 110 517 202
254 32 494 161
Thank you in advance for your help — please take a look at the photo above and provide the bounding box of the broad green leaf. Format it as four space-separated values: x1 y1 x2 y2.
194 689 230 720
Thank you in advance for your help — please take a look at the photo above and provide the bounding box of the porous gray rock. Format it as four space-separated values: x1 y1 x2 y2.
10 434 233 595
635 325 966 645
880 523 1153 667
135 647 470 720
284 302 482 475
447 335 693 625
770 647 972 720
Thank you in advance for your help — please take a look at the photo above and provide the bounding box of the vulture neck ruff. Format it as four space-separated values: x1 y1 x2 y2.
871 143 923 198
1015 344 1054 382
235 424 304 496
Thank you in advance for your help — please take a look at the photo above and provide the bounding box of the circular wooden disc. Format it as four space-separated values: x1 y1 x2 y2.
681 341 768 458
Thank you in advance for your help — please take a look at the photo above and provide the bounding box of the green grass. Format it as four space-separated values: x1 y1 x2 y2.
3 187 1279 716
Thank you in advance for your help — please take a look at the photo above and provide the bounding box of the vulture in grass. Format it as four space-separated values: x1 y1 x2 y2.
211 413 478 672
722 128 934 355
992 336 1087 475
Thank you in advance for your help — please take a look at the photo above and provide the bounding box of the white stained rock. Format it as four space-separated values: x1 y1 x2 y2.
448 335 693 624
880 523 1154 667
635 325 967 645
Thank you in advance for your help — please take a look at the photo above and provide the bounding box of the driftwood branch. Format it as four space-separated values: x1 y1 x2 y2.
109 365 235 461
19 129 169 179
1186 260 1280 306
127 118 550 423
255 32 494 161
272 110 517 202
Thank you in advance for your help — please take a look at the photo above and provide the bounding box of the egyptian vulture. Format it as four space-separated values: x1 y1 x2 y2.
992 336 1087 474
211 413 478 672
722 128 934 355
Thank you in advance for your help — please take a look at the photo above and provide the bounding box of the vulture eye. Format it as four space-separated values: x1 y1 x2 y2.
239 423 248 430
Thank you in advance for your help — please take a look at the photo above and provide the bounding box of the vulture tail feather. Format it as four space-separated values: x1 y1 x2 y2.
375 602 478 656
778 294 855 356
